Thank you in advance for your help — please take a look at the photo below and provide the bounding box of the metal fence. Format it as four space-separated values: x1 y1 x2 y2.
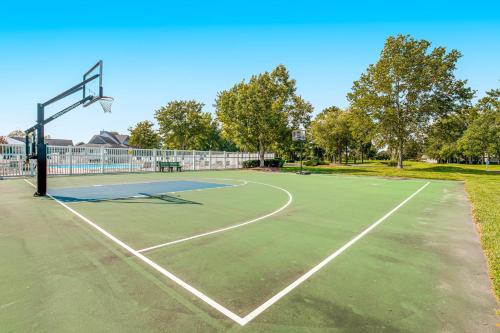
0 144 274 178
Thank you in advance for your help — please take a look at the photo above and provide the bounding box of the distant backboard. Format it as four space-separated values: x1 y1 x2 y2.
292 129 306 142
82 61 103 107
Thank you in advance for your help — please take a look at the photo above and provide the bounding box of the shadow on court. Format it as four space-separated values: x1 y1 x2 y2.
52 193 202 205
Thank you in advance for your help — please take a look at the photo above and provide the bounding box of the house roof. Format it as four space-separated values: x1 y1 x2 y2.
115 134 129 144
78 142 129 148
9 136 25 143
85 131 130 148
5 136 24 144
45 139 73 146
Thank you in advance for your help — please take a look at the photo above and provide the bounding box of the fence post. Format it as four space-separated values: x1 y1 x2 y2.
192 150 195 171
69 146 73 176
224 151 227 169
100 146 104 174
209 150 212 170
129 149 133 173
153 148 157 172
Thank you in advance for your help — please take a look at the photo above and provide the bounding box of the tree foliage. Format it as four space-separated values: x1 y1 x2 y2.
310 106 352 163
348 106 375 163
155 100 220 150
215 65 311 166
8 130 24 138
128 120 161 149
347 34 472 168
458 89 500 161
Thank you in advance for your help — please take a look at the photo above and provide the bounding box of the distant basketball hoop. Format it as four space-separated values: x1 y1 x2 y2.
292 129 309 175
292 129 306 142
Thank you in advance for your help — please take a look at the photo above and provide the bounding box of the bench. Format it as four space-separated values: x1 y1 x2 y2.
157 161 182 172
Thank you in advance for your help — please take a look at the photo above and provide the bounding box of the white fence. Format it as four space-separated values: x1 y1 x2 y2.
0 144 274 178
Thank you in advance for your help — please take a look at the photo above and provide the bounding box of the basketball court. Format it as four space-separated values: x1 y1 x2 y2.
1 170 496 332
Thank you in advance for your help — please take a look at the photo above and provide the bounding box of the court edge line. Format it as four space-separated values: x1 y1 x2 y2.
23 179 247 326
137 181 293 253
238 181 430 325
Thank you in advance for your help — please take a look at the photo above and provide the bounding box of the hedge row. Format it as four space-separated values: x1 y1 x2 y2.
242 158 285 168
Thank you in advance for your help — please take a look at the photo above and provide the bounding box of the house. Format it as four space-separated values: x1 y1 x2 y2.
45 139 73 146
6 136 74 146
5 136 25 145
81 131 130 148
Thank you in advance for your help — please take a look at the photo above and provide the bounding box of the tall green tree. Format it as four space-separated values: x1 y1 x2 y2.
458 89 500 162
155 100 219 150
348 107 375 163
277 95 314 160
216 65 311 166
425 107 474 162
347 34 472 168
310 106 352 163
128 120 161 149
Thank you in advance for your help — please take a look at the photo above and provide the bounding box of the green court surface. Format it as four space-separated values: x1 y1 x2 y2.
0 171 497 332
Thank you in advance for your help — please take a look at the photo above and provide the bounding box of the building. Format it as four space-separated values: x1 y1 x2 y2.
81 130 130 148
5 136 24 145
45 139 73 146
5 136 73 146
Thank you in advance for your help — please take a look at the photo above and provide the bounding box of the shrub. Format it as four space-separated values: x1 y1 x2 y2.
242 159 260 168
376 150 391 160
242 158 284 168
303 159 327 166
387 160 398 167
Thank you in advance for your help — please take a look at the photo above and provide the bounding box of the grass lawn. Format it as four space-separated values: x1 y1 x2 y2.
283 160 500 305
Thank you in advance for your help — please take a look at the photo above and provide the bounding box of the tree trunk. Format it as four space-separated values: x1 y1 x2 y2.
361 142 364 164
345 145 348 165
259 140 265 167
397 140 404 169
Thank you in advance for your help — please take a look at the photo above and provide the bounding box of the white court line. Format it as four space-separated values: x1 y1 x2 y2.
23 179 246 325
137 180 292 253
238 181 430 325
24 178 430 326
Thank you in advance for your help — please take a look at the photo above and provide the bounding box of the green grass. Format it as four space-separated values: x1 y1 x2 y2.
0 170 497 332
284 161 500 304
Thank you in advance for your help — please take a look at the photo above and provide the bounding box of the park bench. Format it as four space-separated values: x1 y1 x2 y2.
157 161 182 172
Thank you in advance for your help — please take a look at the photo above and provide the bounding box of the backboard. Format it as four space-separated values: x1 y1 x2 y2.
82 60 103 107
292 129 306 142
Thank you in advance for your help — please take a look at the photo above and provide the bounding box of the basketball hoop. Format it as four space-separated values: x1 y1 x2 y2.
292 129 306 142
99 96 114 113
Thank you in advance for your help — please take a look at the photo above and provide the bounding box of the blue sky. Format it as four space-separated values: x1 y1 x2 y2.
1 1 499 143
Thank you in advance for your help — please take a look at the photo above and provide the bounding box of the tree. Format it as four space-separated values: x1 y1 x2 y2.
155 100 219 150
348 107 375 163
0 136 7 144
277 95 314 160
425 107 473 163
458 89 500 162
8 130 24 138
310 106 352 163
128 120 161 149
216 65 310 166
347 34 472 168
